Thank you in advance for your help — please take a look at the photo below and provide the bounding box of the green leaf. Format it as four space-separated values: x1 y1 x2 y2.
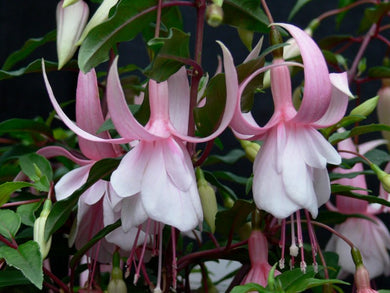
203 170 239 200
204 149 245 165
359 3 390 32
0 268 32 287
328 124 390 145
78 0 159 72
145 28 190 81
44 158 120 241
194 74 226 136
319 35 352 51
222 0 269 32
329 170 374 181
0 209 21 240
368 66 390 78
19 153 53 192
212 170 249 185
0 118 53 138
288 0 311 20
0 241 43 289
215 199 255 237
231 282 270 293
336 0 354 26
315 210 376 225
0 181 34 207
17 200 43 227
2 30 56 71
0 59 58 80
69 219 121 268
331 184 390 208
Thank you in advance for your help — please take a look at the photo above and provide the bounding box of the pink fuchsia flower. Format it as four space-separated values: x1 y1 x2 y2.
56 0 89 69
40 69 142 262
43 42 238 233
355 265 379 293
230 23 352 219
241 230 280 287
326 137 390 279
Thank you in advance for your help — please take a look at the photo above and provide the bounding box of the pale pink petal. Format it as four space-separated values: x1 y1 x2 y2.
107 58 161 141
141 142 202 231
120 196 149 231
76 69 118 160
312 167 331 208
311 72 350 128
275 23 332 124
170 42 238 143
42 60 129 144
243 37 263 63
80 179 107 205
55 164 92 201
167 67 190 135
110 141 151 197
359 139 387 155
37 146 90 166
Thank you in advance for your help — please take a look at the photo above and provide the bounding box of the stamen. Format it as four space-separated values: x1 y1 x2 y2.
171 227 177 290
296 211 306 273
304 210 319 273
126 225 143 278
289 214 298 257
134 219 152 284
155 223 163 292
279 219 286 269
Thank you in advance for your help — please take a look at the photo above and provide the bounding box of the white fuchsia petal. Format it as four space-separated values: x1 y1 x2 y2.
120 196 149 232
55 164 92 201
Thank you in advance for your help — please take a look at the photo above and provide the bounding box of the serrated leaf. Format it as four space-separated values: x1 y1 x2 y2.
194 74 226 136
0 241 43 289
288 0 311 20
222 0 269 32
215 199 255 237
145 28 190 81
44 158 120 241
0 181 34 207
2 30 56 71
0 209 21 240
17 201 43 227
0 268 32 287
79 0 163 72
0 118 53 138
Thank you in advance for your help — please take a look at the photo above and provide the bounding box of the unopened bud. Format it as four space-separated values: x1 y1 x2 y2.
63 0 79 7
354 265 377 292
240 140 260 162
56 0 89 69
350 96 379 117
206 4 223 28
108 267 127 293
196 168 218 233
77 0 119 45
33 199 52 259
238 27 254 51
370 163 390 193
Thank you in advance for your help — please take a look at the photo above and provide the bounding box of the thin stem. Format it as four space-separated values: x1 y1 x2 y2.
260 0 274 23
43 267 70 293
317 0 378 22
154 0 163 38
1 198 42 208
348 24 376 84
338 149 372 165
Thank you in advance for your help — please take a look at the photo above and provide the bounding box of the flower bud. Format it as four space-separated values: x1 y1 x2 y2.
33 199 52 259
108 267 127 293
240 140 260 162
206 4 223 28
196 168 218 233
370 163 390 193
77 0 119 45
354 265 378 293
56 0 89 69
62 0 79 7
377 79 390 149
350 96 378 117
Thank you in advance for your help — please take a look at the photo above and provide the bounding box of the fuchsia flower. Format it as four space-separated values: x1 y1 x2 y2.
326 137 390 279
241 230 280 287
230 23 352 219
40 69 143 262
43 42 238 233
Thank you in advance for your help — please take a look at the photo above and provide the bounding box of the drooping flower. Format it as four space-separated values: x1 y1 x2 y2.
355 265 379 293
326 137 390 279
230 23 352 219
56 0 89 69
40 68 142 263
241 230 280 287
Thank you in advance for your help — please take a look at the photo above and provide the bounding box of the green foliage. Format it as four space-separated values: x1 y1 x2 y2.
0 241 43 289
0 118 53 139
0 209 21 241
17 201 43 227
289 0 312 21
359 3 390 32
19 153 53 192
0 182 34 207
